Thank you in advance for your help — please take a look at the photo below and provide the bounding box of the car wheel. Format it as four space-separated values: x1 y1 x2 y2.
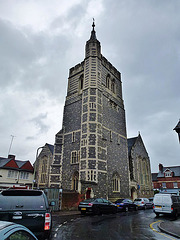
173 210 178 219
112 207 117 214
155 212 159 217
94 207 101 215
125 206 128 212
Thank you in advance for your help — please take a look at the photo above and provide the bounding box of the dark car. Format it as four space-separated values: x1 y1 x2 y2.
115 199 138 212
0 189 54 239
0 221 38 240
78 198 117 215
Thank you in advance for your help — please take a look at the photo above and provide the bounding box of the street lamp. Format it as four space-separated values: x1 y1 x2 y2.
173 120 180 143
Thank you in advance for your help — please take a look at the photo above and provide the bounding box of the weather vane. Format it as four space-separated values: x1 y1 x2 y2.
92 18 95 30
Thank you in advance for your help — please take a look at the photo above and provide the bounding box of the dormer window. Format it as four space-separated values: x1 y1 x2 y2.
165 171 171 177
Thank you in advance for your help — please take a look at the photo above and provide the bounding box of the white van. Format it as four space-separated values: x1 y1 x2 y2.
153 193 180 218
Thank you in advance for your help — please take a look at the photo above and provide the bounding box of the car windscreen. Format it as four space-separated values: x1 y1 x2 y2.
82 198 95 203
134 199 141 201
115 199 124 203
0 191 46 211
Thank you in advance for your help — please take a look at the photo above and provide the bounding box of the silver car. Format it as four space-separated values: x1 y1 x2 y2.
133 198 151 209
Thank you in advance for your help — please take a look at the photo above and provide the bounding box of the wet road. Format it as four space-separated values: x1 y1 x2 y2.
51 209 178 240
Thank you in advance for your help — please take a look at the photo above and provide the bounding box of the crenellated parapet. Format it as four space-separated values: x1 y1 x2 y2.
102 56 121 80
69 61 84 77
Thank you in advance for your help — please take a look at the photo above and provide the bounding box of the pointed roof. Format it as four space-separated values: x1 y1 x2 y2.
0 156 33 172
127 136 138 156
46 143 54 154
174 119 180 132
90 18 97 40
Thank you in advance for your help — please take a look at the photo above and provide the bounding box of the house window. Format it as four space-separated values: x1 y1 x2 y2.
112 174 120 192
71 151 78 164
173 182 178 188
165 171 171 177
162 182 166 188
7 170 18 179
19 172 29 180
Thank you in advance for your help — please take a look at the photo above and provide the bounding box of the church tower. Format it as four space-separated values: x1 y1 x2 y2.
49 21 130 200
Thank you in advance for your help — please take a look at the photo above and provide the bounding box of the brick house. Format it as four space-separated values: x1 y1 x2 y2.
128 134 153 200
152 163 180 194
0 155 34 189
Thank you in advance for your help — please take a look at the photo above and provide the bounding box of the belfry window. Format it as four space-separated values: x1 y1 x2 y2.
106 75 110 89
111 79 116 93
79 75 84 92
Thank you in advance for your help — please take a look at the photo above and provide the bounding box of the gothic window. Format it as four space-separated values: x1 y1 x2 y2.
79 74 84 93
106 75 110 89
173 182 178 188
111 79 116 94
162 182 166 188
72 172 79 191
110 131 112 142
112 173 120 192
72 132 75 142
87 170 96 181
71 151 78 164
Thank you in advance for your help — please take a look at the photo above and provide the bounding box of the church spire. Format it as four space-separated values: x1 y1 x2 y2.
90 18 97 40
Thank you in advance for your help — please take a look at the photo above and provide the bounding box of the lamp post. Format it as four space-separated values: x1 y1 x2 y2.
33 146 44 189
173 120 180 143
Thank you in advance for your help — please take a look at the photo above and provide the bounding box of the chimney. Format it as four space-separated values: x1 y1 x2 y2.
8 154 15 160
159 163 163 172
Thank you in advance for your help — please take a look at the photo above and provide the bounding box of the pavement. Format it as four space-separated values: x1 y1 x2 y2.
158 219 180 239
52 210 180 239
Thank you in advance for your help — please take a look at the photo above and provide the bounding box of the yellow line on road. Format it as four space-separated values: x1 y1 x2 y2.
150 220 175 240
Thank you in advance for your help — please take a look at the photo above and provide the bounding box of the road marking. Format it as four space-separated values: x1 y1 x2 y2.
55 228 59 231
150 220 176 240
54 233 57 238
63 221 67 224
58 224 62 227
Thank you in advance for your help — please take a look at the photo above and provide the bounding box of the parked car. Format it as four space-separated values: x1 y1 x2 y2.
0 221 38 240
153 193 180 218
133 198 152 209
114 198 138 212
78 198 117 215
148 197 154 208
0 189 55 239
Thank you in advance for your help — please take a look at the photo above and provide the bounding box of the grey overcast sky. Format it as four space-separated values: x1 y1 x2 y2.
0 0 179 173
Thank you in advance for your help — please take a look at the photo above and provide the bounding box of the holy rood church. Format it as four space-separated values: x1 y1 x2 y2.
49 22 132 200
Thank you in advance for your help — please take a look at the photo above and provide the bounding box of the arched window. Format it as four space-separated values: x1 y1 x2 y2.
79 75 84 90
111 79 116 93
72 172 79 191
106 75 110 89
112 173 120 192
